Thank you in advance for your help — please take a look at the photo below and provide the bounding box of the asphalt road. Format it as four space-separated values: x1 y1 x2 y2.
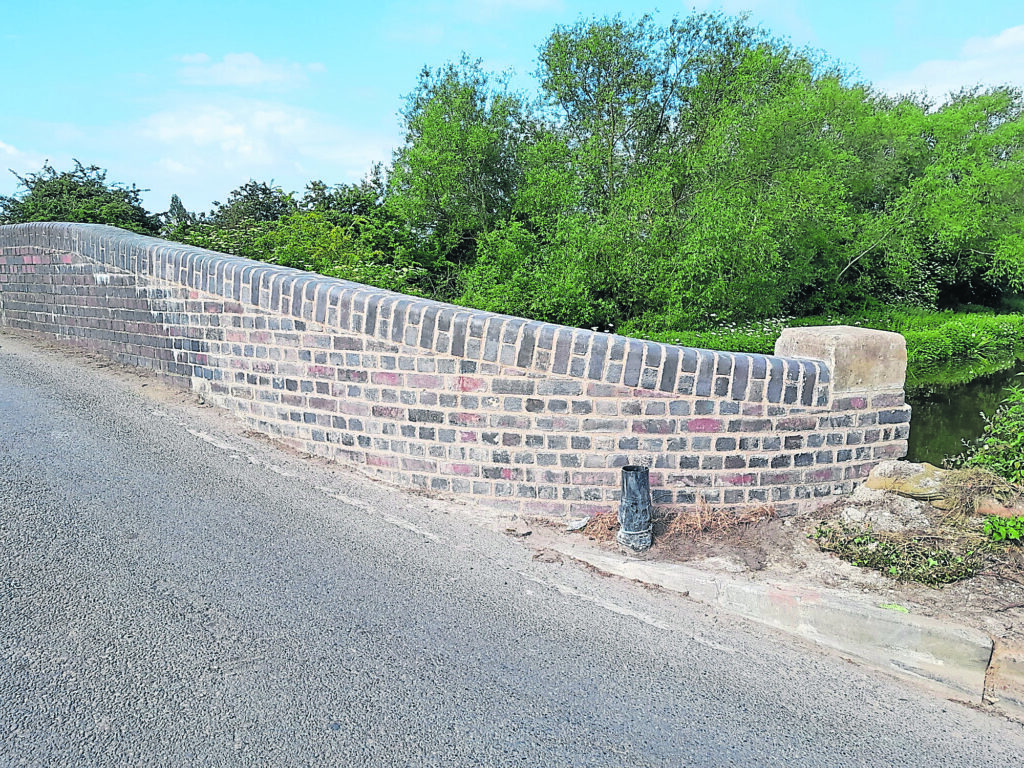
2 328 1023 767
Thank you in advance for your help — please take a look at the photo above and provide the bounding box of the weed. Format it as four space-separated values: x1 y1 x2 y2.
580 502 775 546
984 516 1024 543
812 521 984 586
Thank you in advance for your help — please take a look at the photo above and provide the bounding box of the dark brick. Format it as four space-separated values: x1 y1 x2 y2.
408 409 444 423
624 340 644 387
731 355 749 400
493 378 534 395
364 294 381 336
419 305 438 349
633 419 674 434
800 360 816 406
553 329 572 375
484 318 503 362
451 314 468 357
518 322 539 368
767 358 784 402
609 337 626 362
879 408 911 424
537 323 556 350
587 334 608 380
390 298 410 342
681 347 697 373
695 351 714 397
750 355 767 380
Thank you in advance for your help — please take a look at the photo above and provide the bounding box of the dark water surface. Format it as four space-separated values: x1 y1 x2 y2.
905 360 1024 465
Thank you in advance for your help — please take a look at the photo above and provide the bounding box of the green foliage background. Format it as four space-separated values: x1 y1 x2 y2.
3 10 1023 373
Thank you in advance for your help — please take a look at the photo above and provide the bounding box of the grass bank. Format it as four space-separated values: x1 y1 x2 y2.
639 309 1024 381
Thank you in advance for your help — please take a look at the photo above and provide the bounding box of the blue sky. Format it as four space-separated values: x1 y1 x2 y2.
1 1 1021 213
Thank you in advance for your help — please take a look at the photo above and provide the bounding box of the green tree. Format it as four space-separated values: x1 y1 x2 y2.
300 166 387 224
388 55 529 272
0 160 160 235
209 179 297 227
255 210 424 293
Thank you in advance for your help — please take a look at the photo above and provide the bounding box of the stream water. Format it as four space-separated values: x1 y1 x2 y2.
905 359 1024 465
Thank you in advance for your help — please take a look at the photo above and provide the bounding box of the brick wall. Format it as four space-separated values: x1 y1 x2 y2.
0 223 910 517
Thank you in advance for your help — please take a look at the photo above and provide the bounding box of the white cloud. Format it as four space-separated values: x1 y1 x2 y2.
177 53 324 89
0 138 47 183
879 24 1024 101
144 103 308 166
135 97 399 208
156 157 195 175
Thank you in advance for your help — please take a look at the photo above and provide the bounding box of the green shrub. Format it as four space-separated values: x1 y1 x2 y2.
637 308 1024 377
964 382 1024 484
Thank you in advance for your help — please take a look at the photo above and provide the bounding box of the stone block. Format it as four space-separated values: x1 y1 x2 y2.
775 325 906 394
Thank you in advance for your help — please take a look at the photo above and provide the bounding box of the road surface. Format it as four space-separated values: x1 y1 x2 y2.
2 328 1022 766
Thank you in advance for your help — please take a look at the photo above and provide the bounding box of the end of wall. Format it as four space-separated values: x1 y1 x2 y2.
775 326 907 396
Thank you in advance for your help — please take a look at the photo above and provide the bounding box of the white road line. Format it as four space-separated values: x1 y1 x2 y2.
517 572 673 631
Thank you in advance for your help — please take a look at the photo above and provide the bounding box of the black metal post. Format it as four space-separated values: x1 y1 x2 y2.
617 465 653 551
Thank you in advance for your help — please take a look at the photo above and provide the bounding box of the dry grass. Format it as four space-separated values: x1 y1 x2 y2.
942 468 1024 519
658 499 776 543
581 500 777 546
582 512 620 542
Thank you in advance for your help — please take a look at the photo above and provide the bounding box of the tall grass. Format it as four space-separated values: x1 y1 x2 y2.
640 309 1024 379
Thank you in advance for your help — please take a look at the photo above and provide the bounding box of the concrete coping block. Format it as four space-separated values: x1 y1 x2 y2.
775 325 906 394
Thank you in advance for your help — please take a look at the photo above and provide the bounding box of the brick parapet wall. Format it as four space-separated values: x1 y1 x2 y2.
0 223 910 517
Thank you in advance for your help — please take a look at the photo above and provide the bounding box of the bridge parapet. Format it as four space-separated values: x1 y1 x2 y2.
0 222 908 516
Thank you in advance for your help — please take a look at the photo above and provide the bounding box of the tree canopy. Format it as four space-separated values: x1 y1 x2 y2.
0 161 160 235
3 11 1022 333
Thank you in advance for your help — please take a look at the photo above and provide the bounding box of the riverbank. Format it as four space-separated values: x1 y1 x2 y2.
639 308 1024 381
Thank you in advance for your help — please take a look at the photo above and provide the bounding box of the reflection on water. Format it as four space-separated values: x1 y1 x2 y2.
905 360 1024 465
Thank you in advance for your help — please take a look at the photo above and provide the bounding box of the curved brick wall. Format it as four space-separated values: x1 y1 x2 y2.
0 222 910 517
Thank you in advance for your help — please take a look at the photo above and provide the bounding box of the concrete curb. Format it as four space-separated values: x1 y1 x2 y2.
543 536 998 707
988 641 1024 715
